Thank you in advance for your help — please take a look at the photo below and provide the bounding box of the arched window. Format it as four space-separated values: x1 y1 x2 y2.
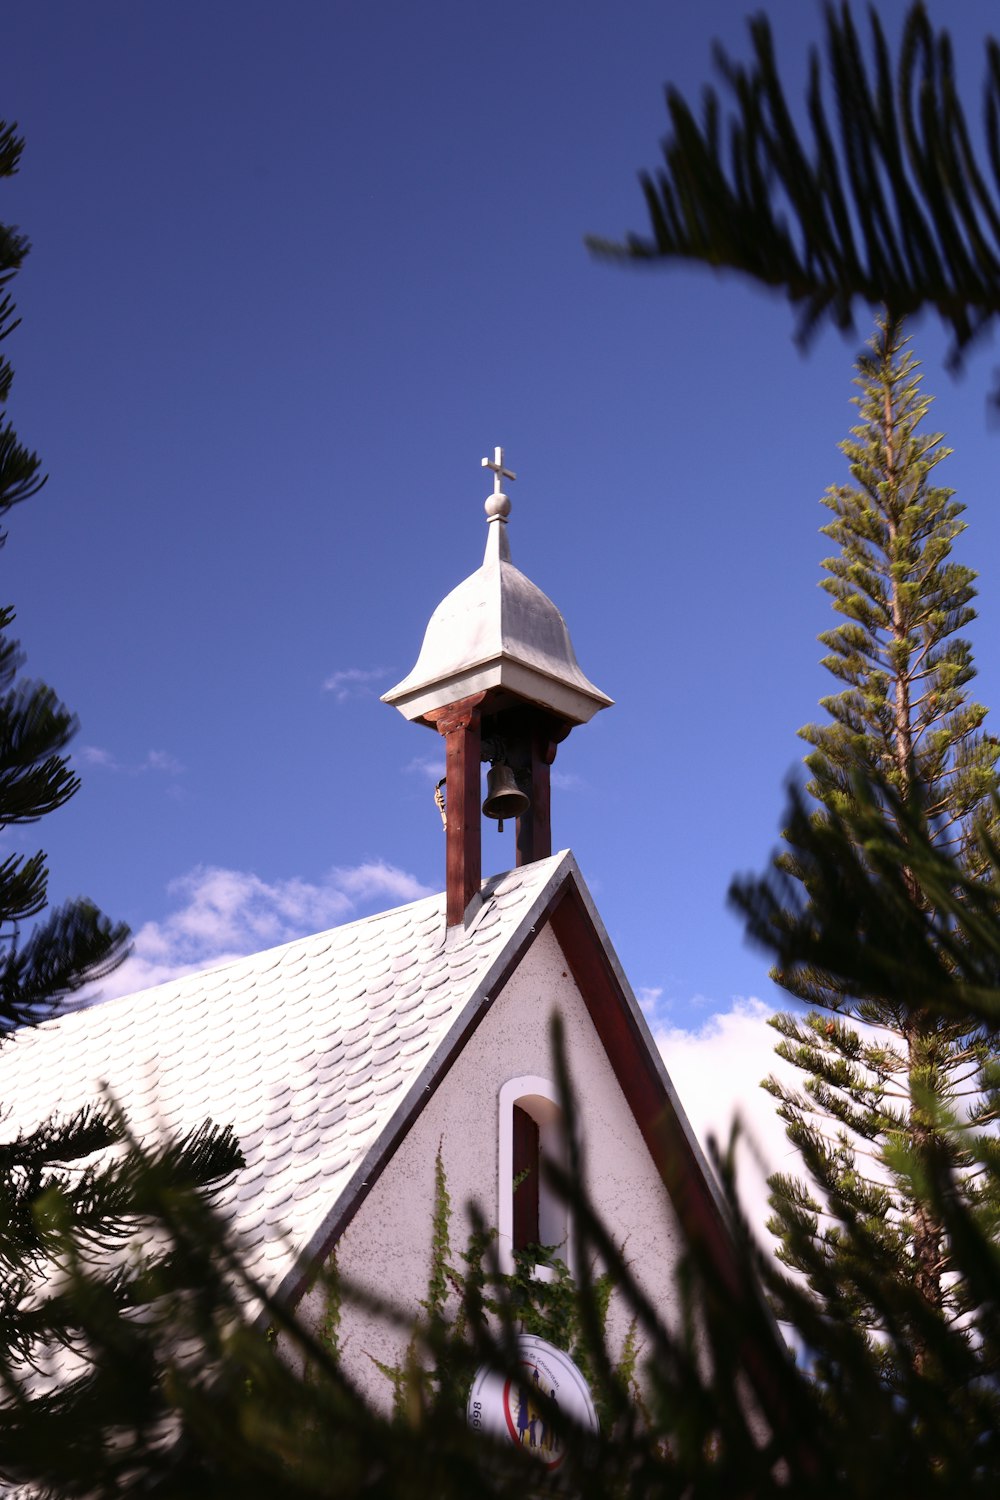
498 1076 569 1278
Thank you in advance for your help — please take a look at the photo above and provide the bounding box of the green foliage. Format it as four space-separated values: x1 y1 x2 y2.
734 772 1000 1485
801 317 996 835
731 317 1000 1377
4 990 1000 1494
423 1140 453 1329
0 124 43 524
0 121 243 1480
375 1139 627 1431
590 3 1000 384
316 1251 342 1365
0 1024 792 1497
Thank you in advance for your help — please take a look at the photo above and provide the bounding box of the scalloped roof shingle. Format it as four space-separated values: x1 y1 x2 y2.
0 854 577 1300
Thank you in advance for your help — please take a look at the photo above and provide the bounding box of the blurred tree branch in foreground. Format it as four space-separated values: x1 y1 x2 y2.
8 953 1000 1496
589 4 1000 381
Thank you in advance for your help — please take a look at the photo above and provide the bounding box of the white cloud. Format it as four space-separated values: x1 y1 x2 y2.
331 860 433 905
635 985 663 1016
654 997 800 1249
90 859 433 1002
321 667 386 702
78 745 119 769
78 746 183 776
550 769 586 792
405 754 445 782
142 749 183 774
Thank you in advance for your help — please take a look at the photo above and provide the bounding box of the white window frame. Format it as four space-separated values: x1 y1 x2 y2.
497 1074 571 1279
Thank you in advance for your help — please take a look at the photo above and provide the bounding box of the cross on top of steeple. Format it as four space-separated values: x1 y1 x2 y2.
482 445 516 492
482 446 516 520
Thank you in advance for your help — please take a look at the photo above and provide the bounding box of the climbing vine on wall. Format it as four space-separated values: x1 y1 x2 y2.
367 1143 640 1429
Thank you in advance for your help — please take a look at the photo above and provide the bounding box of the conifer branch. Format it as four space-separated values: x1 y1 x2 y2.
590 4 1000 392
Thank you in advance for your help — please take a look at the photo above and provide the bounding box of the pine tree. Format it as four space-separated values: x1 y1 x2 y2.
0 123 241 1476
761 314 1000 1367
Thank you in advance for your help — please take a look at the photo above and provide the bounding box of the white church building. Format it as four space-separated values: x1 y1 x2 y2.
0 448 769 1413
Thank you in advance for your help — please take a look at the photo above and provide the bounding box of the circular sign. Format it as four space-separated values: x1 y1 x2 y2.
466 1333 599 1469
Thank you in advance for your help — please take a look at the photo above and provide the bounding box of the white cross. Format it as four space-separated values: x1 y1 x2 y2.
481 446 516 495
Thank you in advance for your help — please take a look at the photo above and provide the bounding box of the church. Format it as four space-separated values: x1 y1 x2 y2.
0 448 753 1412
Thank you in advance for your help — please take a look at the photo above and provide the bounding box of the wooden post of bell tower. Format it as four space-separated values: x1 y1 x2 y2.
426 694 485 926
515 728 554 867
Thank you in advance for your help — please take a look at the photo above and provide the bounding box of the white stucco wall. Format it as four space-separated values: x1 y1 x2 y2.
296 921 684 1406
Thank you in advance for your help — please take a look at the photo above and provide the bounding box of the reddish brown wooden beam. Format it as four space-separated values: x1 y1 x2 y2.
512 714 568 866
515 731 552 866
426 694 485 925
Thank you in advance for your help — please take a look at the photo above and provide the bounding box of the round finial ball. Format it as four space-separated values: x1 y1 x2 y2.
485 491 511 520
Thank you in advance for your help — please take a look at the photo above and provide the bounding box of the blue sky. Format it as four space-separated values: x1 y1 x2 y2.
5 1 1000 1204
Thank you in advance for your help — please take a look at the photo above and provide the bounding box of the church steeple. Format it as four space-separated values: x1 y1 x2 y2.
383 447 611 925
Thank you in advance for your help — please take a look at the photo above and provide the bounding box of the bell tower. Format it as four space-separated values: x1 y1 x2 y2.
382 448 611 926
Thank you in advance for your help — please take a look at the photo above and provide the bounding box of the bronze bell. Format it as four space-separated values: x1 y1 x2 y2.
482 762 529 831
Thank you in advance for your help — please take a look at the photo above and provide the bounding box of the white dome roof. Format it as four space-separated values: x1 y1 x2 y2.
383 511 612 727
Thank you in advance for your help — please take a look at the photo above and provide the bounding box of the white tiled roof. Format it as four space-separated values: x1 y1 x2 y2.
0 854 575 1301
